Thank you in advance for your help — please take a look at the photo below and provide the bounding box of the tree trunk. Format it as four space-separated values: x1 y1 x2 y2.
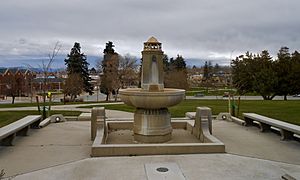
262 94 276 100
270 94 276 100
284 95 287 100
263 96 271 100
43 94 46 104
63 94 66 105
106 94 109 101
114 89 119 102
71 95 75 102
12 95 15 104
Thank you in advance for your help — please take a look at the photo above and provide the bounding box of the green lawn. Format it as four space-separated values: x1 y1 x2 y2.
1 99 299 128
0 111 81 128
85 99 300 125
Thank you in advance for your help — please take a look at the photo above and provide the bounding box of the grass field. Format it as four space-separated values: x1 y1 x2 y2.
0 111 82 128
1 99 299 128
84 99 300 125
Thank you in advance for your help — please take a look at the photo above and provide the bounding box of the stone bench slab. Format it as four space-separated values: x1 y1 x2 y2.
0 115 41 145
78 113 91 121
185 112 196 119
243 113 300 140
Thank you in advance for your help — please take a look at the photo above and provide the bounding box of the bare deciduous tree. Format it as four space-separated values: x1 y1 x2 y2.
63 73 84 101
119 54 139 88
28 41 61 118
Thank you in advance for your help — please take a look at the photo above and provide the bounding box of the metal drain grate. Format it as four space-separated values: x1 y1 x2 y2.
145 163 185 180
156 167 169 172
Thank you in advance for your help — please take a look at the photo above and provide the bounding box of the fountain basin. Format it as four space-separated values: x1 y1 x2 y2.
119 88 185 109
119 88 185 143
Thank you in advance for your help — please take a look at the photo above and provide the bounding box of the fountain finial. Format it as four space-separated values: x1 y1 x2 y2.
147 36 159 43
144 36 162 51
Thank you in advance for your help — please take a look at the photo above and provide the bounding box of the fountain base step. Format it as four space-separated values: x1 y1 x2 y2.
91 119 225 157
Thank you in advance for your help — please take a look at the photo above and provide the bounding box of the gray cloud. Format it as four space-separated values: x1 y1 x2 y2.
0 0 300 67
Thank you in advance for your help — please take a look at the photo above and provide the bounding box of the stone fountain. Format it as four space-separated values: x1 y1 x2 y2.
90 37 225 157
119 37 185 143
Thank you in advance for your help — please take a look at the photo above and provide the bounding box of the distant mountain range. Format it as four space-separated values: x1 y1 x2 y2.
0 66 66 72
0 55 226 70
0 55 100 70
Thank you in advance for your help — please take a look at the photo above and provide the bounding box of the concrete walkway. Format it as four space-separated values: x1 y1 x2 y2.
213 120 300 164
14 154 300 180
0 121 92 178
1 95 299 104
0 110 299 179
0 102 124 112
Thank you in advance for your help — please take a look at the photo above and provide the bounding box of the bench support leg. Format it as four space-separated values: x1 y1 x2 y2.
16 126 30 136
244 117 254 126
1 133 16 146
258 122 271 132
280 129 294 140
30 120 41 129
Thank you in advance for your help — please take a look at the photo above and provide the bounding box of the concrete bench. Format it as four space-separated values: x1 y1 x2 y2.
185 112 217 120
78 113 91 121
243 113 300 140
0 115 42 146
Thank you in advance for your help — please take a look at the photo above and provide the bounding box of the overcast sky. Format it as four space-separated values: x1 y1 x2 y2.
0 0 299 68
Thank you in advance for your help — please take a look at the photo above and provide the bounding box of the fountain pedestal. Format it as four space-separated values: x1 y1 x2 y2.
134 108 172 143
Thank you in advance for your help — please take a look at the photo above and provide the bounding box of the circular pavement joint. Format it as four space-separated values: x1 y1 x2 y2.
156 167 169 173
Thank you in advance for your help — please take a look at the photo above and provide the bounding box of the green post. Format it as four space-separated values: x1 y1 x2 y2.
36 96 40 113
237 96 241 117
47 92 52 117
228 95 231 114
42 106 46 120
231 103 236 116
230 95 236 116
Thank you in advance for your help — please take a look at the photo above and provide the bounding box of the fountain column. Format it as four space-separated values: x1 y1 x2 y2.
119 37 185 143
134 37 171 143
141 37 164 92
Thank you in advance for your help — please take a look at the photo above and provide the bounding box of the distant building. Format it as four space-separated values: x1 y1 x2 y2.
187 67 232 87
0 67 101 98
32 76 64 93
0 68 35 97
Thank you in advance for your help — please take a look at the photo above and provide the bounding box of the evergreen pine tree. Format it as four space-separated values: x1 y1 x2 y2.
214 63 220 74
275 47 292 100
291 51 300 95
208 61 213 77
171 54 186 70
65 42 93 96
100 41 120 101
203 61 209 79
164 54 189 89
162 54 169 71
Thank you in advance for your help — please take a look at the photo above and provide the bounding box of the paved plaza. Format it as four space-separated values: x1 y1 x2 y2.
0 109 299 179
